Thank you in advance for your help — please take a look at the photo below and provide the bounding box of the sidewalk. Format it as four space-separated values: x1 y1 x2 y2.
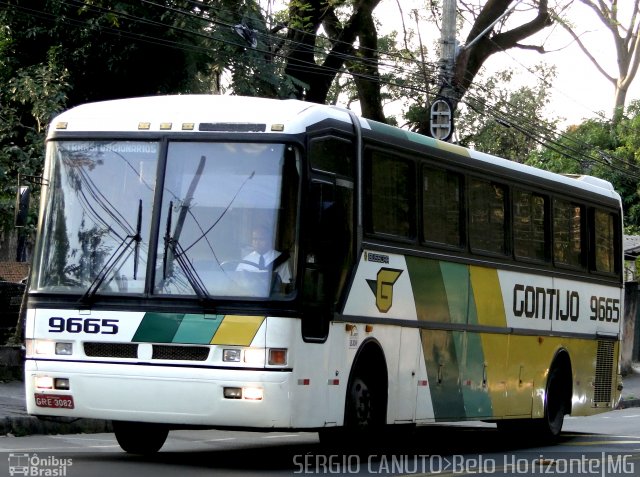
1 365 639 437
0 380 112 436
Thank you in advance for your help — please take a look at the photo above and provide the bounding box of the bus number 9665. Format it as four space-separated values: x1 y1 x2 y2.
589 296 620 323
49 317 119 334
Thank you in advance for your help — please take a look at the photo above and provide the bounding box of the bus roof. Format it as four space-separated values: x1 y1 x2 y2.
48 94 352 135
48 94 620 203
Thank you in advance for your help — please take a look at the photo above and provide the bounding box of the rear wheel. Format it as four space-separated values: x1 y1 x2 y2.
532 366 567 438
112 421 169 454
497 366 568 439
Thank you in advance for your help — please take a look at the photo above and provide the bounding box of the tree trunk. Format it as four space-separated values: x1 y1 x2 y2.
283 0 382 110
347 7 385 122
452 0 551 104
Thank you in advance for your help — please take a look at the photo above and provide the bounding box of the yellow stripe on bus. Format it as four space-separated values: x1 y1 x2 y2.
469 266 506 328
469 266 512 417
210 315 265 346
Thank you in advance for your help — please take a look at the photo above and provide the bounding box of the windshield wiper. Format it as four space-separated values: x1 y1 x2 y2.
162 200 210 299
160 156 210 299
79 199 143 304
160 161 255 298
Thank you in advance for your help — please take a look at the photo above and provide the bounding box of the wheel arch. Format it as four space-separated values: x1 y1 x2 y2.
345 337 389 423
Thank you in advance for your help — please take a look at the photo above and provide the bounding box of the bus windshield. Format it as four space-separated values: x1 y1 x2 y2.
32 140 158 294
155 142 299 299
31 140 300 300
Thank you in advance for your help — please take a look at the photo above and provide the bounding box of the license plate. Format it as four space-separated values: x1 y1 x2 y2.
34 394 75 409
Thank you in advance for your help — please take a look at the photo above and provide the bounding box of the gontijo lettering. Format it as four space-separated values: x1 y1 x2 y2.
512 284 622 323
512 284 580 321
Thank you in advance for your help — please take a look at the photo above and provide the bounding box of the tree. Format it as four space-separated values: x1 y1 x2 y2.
457 65 560 162
0 24 70 259
450 0 553 101
527 100 640 232
407 0 554 135
0 0 226 259
279 0 385 120
556 0 640 115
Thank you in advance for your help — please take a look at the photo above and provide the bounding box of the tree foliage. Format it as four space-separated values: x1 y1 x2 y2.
528 100 640 233
0 0 223 256
2 0 640 259
457 65 559 162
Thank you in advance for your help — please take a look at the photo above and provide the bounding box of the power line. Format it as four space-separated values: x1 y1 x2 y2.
5 0 638 182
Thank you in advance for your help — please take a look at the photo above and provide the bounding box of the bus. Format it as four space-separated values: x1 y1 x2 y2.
24 95 624 453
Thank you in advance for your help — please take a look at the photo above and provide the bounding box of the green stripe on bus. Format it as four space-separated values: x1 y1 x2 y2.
406 257 450 323
407 257 466 419
409 258 494 419
420 329 466 419
133 312 184 343
440 262 469 325
173 314 224 344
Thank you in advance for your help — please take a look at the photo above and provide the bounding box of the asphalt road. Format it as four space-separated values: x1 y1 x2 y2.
1 408 639 477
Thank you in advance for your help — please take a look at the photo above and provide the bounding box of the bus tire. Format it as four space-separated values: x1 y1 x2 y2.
532 365 567 438
344 355 387 439
497 361 570 439
345 375 376 429
113 421 169 454
320 347 387 448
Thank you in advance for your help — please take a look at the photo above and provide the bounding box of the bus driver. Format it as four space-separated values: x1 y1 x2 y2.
236 225 291 289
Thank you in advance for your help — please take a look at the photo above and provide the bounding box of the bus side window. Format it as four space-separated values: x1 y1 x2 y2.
591 208 619 274
553 199 585 269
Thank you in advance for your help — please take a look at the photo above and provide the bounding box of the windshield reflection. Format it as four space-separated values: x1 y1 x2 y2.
156 142 299 299
32 141 158 294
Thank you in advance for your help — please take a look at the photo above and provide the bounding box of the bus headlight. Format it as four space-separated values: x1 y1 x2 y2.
222 349 241 362
223 386 264 400
55 343 73 355
26 340 73 356
243 348 265 365
35 376 54 389
222 347 287 366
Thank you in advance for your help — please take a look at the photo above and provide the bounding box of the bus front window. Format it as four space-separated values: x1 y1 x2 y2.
31 141 159 294
155 142 299 299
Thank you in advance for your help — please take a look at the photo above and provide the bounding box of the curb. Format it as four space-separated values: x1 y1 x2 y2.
1 399 638 438
0 415 111 437
617 398 640 409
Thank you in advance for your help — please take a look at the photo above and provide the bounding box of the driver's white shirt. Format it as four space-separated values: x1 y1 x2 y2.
236 250 291 283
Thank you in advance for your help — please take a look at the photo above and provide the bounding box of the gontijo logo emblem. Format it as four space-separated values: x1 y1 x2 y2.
367 268 403 313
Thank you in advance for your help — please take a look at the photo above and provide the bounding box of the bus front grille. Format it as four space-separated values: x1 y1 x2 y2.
152 345 210 361
84 342 137 359
593 340 615 404
83 343 210 361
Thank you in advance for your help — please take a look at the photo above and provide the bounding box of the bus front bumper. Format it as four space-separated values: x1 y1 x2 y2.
24 359 294 428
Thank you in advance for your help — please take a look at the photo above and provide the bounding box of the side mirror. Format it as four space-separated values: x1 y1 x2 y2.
15 185 30 227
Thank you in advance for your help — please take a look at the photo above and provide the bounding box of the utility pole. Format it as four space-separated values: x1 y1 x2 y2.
430 0 457 141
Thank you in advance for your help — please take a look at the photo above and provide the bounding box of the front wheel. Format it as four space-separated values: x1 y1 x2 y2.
345 376 377 429
113 421 169 454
